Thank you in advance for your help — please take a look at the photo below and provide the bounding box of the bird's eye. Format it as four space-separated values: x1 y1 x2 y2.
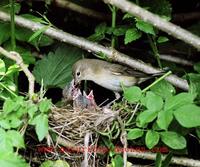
76 72 80 77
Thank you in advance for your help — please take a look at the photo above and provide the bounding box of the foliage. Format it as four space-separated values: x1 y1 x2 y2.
33 45 82 89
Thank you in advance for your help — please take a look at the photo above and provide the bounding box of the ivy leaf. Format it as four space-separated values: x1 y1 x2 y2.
33 45 82 88
136 20 155 35
124 28 142 44
39 99 52 113
0 152 29 167
145 130 160 149
160 131 186 149
127 128 144 140
123 86 142 103
7 130 25 148
174 104 200 128
32 114 49 142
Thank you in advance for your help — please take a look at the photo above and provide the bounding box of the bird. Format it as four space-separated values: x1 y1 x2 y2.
72 58 164 105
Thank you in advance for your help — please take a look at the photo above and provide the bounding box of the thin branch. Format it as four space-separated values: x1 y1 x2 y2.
0 47 35 98
127 151 200 167
160 54 194 66
0 11 189 90
103 0 200 50
55 0 110 20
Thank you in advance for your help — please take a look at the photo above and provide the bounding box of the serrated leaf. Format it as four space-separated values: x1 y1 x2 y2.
7 130 25 148
127 128 144 140
33 45 82 88
123 86 142 103
157 109 173 130
39 99 52 113
164 93 194 111
150 80 175 99
160 131 186 149
136 20 155 35
137 109 158 127
145 130 160 149
157 36 169 43
174 104 200 128
3 98 18 114
124 28 142 44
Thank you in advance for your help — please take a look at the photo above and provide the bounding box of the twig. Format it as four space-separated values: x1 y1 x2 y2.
81 132 91 167
117 116 127 167
55 0 110 20
103 0 200 50
160 54 194 66
0 11 189 90
127 151 200 167
0 47 35 98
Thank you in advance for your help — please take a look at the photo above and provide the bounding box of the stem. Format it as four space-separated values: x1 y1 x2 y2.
147 34 162 68
0 82 17 97
111 6 117 48
10 0 16 50
142 71 172 92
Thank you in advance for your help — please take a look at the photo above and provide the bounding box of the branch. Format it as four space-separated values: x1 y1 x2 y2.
103 0 200 51
127 151 200 167
54 0 110 20
0 46 35 98
0 11 189 90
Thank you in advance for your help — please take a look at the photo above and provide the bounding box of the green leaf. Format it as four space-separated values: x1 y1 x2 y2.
194 62 200 73
39 99 52 113
137 109 158 127
6 64 20 76
0 22 10 45
157 109 173 130
164 93 194 111
150 80 175 99
123 86 142 103
113 26 127 36
188 73 200 99
162 152 173 167
7 130 25 148
155 152 162 167
136 20 155 35
123 13 133 20
3 98 19 114
145 91 163 111
127 128 144 140
174 104 200 128
113 155 123 167
27 103 38 119
28 26 49 42
0 59 6 76
0 152 29 167
196 127 200 139
160 131 186 149
157 36 169 43
145 130 160 149
124 28 142 44
33 45 82 88
33 114 49 141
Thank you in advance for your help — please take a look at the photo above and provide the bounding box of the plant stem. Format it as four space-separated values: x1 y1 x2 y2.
10 0 16 50
142 71 172 92
111 6 117 48
147 34 162 68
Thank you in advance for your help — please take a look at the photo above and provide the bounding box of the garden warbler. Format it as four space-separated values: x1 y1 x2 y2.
72 59 162 94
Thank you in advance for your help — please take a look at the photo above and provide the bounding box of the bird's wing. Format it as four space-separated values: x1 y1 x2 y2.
107 63 147 78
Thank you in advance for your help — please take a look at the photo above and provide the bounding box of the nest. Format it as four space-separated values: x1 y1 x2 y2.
48 104 119 166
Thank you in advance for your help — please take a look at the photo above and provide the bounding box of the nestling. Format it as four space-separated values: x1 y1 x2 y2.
72 58 160 93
